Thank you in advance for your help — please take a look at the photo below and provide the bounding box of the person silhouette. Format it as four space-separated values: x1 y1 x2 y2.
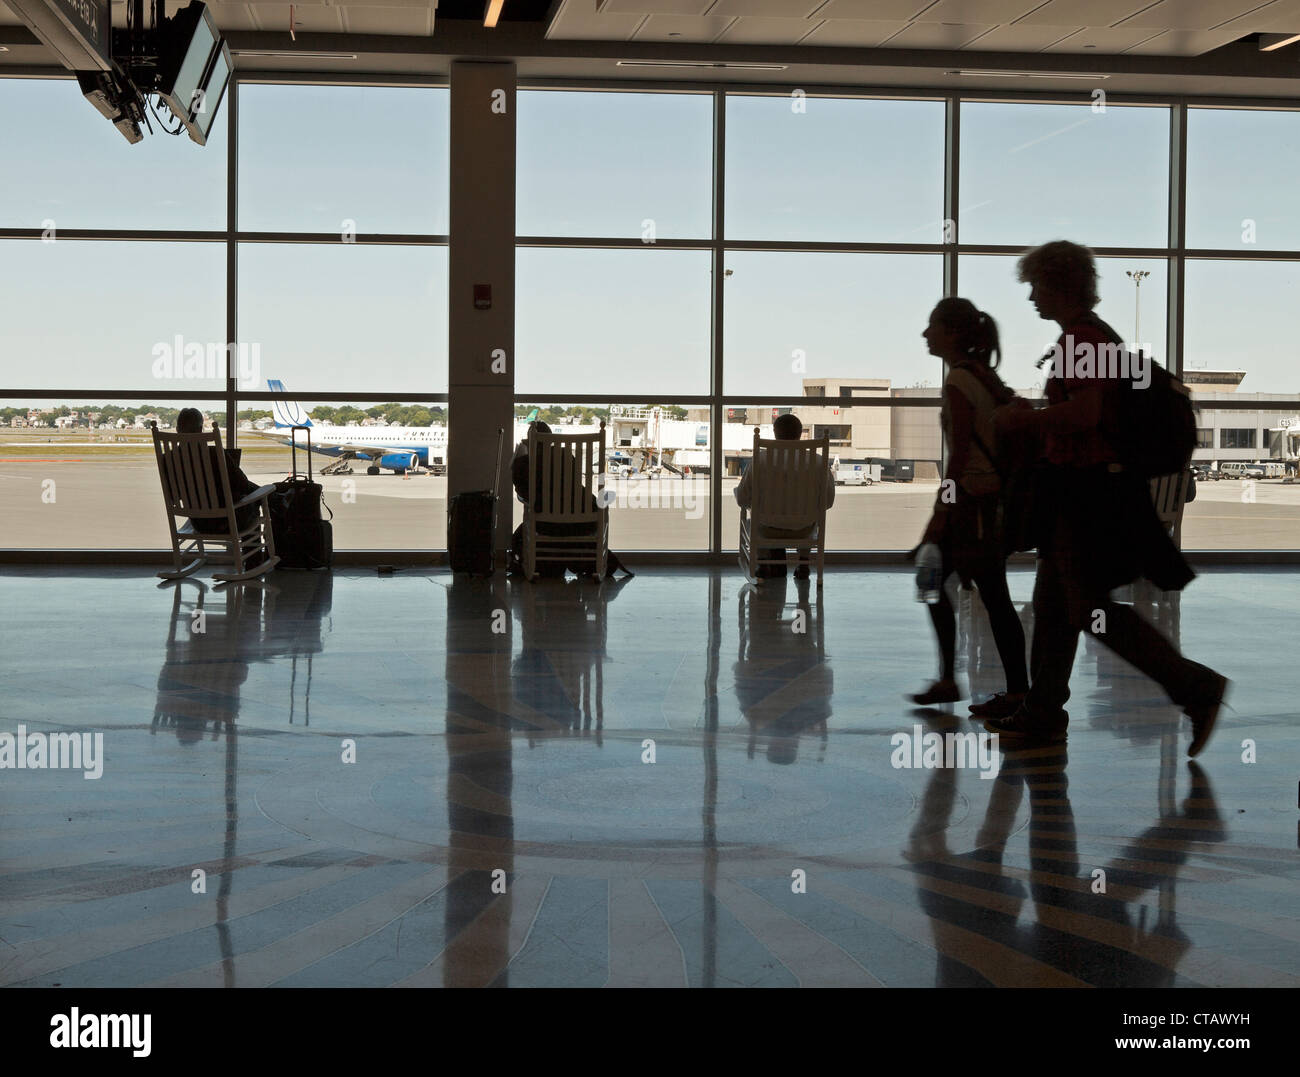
986 240 1226 755
909 298 1029 717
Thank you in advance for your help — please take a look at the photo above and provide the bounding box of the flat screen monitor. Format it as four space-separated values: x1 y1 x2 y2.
188 40 230 146
158 3 219 129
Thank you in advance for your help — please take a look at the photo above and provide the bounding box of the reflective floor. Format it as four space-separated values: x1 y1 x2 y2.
1 566 1297 988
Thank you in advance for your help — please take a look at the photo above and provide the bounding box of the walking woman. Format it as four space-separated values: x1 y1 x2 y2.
909 298 1029 718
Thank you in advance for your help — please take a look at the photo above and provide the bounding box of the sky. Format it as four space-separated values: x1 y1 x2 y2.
1 80 1298 409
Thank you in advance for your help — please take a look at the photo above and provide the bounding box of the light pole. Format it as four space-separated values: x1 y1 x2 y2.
1126 269 1150 346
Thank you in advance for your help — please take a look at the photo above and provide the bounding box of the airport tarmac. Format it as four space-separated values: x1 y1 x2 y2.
1 437 1298 550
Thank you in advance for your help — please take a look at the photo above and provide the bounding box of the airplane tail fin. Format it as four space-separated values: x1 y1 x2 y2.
267 379 312 428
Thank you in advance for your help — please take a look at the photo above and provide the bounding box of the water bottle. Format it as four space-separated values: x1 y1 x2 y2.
915 542 943 604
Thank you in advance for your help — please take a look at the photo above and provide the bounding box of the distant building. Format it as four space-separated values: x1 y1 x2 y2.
1184 370 1299 467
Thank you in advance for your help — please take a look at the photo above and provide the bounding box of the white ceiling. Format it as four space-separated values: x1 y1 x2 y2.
550 0 1300 56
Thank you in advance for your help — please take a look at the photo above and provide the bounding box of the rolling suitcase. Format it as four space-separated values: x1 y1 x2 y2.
270 425 334 570
448 427 505 576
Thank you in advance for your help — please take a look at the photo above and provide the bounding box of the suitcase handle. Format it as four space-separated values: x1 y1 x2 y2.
291 424 313 482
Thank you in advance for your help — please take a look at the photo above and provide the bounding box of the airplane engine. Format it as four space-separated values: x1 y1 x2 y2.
378 452 419 473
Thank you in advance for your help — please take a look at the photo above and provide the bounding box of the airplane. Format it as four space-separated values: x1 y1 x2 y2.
256 380 448 475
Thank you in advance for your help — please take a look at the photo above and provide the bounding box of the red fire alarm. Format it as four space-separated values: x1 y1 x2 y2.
473 284 492 310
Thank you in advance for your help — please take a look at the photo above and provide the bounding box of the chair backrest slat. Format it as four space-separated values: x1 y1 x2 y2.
152 423 237 521
1149 471 1189 533
527 423 606 523
750 429 829 527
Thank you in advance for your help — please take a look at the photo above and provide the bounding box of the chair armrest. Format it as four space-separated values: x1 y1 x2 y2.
234 484 278 509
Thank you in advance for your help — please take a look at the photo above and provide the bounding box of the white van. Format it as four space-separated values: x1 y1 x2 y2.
835 463 881 486
1222 462 1265 479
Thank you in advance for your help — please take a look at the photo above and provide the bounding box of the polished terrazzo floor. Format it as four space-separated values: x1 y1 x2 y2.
1 566 1297 988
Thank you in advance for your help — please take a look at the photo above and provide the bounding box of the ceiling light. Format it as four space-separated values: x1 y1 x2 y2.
617 60 788 71
1259 33 1300 51
232 50 358 60
946 70 1110 80
484 0 504 28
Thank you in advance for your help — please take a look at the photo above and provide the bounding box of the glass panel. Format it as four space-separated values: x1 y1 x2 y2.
1180 441 1300 550
725 95 945 243
1187 108 1300 251
1179 263 1300 549
518 90 712 239
0 397 223 549
237 244 449 394
244 398 448 550
239 84 449 234
0 77 227 230
959 102 1169 249
720 402 939 551
958 254 1167 397
722 251 943 394
516 248 712 397
0 239 226 392
510 403 710 552
1183 260 1300 395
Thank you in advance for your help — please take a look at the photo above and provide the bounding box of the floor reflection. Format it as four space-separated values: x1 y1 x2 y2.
0 567 1288 988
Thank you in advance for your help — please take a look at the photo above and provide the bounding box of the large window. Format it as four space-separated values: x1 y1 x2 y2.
0 77 227 231
1 239 226 393
238 84 448 235
725 96 944 243
511 402 710 552
718 402 939 552
518 90 711 239
722 252 943 395
6 76 1300 556
238 244 449 394
0 398 224 550
515 248 712 397
958 255 1168 395
1187 108 1300 251
0 78 450 550
1183 261 1300 396
959 102 1169 248
245 398 449 551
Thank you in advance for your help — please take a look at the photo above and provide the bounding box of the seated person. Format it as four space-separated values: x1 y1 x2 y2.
734 413 835 579
509 420 631 578
175 408 261 536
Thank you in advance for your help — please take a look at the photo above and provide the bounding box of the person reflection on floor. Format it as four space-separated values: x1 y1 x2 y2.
510 574 633 746
734 575 831 765
907 737 1223 986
